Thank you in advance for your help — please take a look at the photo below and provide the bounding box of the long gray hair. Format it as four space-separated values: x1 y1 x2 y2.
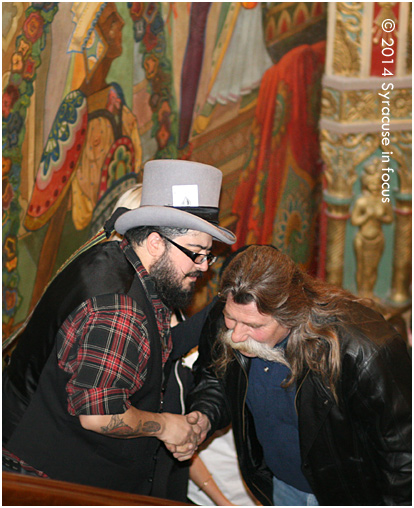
217 245 362 401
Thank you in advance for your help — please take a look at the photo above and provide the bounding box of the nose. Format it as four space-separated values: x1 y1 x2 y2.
231 322 248 343
197 259 209 272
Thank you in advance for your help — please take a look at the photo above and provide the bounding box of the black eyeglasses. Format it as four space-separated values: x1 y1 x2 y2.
160 234 217 266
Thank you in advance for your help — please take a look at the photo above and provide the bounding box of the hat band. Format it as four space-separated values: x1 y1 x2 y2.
171 206 219 226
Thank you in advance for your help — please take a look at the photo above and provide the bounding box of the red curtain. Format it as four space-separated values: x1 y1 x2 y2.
232 41 326 257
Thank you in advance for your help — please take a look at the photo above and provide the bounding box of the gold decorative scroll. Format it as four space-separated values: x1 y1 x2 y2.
333 3 363 76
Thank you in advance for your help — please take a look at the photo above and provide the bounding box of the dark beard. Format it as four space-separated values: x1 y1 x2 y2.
150 252 201 309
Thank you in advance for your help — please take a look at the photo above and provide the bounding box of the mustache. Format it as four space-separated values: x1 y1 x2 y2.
220 328 289 366
185 271 203 279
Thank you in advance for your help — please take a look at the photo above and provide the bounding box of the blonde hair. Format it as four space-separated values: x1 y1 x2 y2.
110 184 143 241
113 184 143 211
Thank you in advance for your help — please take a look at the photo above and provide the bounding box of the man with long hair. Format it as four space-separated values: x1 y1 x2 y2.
176 245 411 505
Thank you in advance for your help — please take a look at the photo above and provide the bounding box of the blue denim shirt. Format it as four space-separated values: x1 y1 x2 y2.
246 337 312 493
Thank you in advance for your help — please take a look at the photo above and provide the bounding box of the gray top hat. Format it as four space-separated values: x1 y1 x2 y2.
115 159 236 244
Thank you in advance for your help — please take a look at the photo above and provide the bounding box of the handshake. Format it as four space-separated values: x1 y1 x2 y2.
159 410 211 461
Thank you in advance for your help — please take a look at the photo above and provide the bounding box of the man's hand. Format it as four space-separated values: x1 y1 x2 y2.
186 410 211 442
165 411 211 461
79 407 201 449
158 412 201 448
80 408 207 460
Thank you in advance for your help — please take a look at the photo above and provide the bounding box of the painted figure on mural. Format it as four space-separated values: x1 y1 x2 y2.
351 158 393 299
24 2 142 307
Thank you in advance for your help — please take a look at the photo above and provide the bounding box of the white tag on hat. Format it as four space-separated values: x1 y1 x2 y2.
172 185 199 207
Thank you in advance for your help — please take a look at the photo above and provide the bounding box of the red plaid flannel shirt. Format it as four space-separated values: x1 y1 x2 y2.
57 239 172 416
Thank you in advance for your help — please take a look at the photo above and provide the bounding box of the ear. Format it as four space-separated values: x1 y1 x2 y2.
146 232 166 259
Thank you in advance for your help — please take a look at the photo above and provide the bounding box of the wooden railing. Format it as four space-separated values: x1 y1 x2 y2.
2 472 191 506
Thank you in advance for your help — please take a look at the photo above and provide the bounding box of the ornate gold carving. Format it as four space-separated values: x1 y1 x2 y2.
321 89 339 119
342 90 377 122
351 158 394 299
390 89 412 119
396 163 411 196
321 129 383 287
372 2 397 45
388 130 412 304
320 130 380 197
390 131 412 194
337 2 364 34
333 19 360 75
324 203 351 286
333 3 362 76
322 87 411 124
390 197 412 304
321 131 355 198
323 157 357 200
323 2 411 301
320 130 356 286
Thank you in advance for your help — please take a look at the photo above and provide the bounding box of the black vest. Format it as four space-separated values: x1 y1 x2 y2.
7 241 141 403
5 241 165 494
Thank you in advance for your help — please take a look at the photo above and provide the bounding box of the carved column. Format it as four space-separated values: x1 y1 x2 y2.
320 2 412 305
389 133 412 304
324 198 353 287
320 141 357 286
391 194 412 303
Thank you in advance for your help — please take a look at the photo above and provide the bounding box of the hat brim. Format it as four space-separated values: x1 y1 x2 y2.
115 206 236 245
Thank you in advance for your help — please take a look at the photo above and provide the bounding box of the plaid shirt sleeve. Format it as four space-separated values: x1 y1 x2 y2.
57 293 151 416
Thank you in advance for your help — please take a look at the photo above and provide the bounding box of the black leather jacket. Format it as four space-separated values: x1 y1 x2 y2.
188 300 412 506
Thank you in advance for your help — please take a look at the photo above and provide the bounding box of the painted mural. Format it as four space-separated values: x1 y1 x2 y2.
2 2 328 343
2 2 411 349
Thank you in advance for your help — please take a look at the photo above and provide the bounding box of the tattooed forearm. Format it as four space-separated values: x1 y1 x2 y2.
101 414 161 438
101 415 134 436
142 421 161 433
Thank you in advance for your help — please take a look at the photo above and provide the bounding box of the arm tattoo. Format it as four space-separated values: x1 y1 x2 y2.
101 414 161 437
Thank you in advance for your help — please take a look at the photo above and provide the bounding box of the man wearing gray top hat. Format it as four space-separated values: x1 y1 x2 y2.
3 160 235 495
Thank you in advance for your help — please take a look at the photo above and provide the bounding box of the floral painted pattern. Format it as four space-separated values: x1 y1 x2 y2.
2 3 58 332
2 85 20 119
129 2 177 158
107 144 133 188
25 90 88 226
23 11 44 43
273 178 317 266
98 136 135 200
2 177 14 212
